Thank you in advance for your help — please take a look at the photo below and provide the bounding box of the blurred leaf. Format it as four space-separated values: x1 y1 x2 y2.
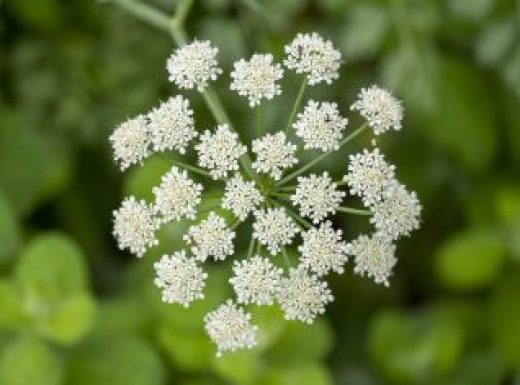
256 363 332 385
442 350 505 385
0 191 19 263
0 280 26 331
124 156 172 201
197 18 247 65
435 227 505 290
213 349 261 384
503 45 520 100
447 0 494 22
475 18 516 67
0 337 63 385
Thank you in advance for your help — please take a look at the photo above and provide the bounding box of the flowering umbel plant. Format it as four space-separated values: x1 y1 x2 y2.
110 33 421 357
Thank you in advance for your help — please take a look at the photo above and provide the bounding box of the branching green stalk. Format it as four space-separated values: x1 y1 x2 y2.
277 123 369 187
337 207 371 216
285 76 308 133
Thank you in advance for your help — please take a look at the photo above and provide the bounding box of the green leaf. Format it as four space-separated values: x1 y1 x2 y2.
0 191 19 263
435 227 505 290
0 337 63 385
0 280 26 331
124 156 172 201
213 349 261 384
475 18 516 67
256 363 332 385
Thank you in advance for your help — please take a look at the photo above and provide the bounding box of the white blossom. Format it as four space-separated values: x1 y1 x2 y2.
109 115 150 171
276 266 333 324
370 181 421 240
167 40 222 91
153 166 203 222
350 85 404 135
112 196 159 257
284 32 341 85
222 174 263 220
345 148 396 206
252 132 298 180
184 212 235 262
147 95 196 154
346 233 397 287
291 172 345 224
195 124 247 179
229 256 283 305
230 54 284 107
204 299 258 357
154 250 207 307
253 208 299 255
299 221 349 276
293 100 348 151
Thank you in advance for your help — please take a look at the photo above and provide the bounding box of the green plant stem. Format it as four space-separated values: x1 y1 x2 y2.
270 192 291 199
277 123 368 187
285 76 308 133
337 207 371 216
247 237 256 258
170 159 212 177
284 207 312 229
257 105 263 137
108 0 172 32
281 247 292 268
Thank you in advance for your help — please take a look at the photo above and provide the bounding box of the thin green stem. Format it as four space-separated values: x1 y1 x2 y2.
107 0 171 32
270 192 291 199
337 207 372 216
281 247 292 269
231 218 241 230
285 76 308 133
256 105 263 137
247 237 256 258
277 123 369 187
276 185 296 192
170 159 212 177
284 207 312 230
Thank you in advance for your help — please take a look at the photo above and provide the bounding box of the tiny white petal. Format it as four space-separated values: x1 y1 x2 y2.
109 115 150 171
222 174 264 220
252 132 298 181
252 207 299 255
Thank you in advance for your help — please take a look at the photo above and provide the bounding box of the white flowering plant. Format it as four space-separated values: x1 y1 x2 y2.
110 32 421 357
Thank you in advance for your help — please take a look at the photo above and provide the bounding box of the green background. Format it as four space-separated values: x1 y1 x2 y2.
1 0 520 384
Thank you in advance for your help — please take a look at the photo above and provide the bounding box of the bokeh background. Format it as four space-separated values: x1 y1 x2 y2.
1 0 520 384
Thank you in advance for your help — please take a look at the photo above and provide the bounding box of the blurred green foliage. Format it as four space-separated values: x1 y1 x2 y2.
1 0 520 384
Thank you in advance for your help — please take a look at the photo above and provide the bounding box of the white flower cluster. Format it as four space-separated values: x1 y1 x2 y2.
110 32 421 357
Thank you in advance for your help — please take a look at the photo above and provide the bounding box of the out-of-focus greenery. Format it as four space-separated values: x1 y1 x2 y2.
1 0 520 384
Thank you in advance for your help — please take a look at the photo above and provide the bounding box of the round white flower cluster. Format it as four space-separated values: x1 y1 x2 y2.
110 34 421 357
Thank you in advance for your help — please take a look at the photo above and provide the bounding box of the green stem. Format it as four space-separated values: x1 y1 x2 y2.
108 0 171 32
284 207 312 230
171 159 212 177
270 192 291 199
256 105 263 137
337 207 371 216
247 237 256 258
281 247 292 268
277 123 368 187
285 76 308 133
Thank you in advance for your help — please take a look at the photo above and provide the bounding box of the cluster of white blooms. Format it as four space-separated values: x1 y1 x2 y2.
110 32 421 357
167 40 222 91
153 166 203 222
284 32 342 85
252 132 298 180
351 85 404 135
184 212 235 262
291 172 345 224
293 100 348 151
222 174 263 220
195 124 246 179
230 54 284 107
154 251 207 307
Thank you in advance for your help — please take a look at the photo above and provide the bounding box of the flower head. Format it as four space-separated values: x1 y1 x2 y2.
167 40 222 91
204 299 258 357
346 233 397 287
291 172 345 223
252 132 298 180
147 95 196 154
195 124 247 179
345 148 396 206
229 256 283 305
184 212 235 262
351 85 403 135
112 196 159 257
299 221 349 276
284 32 341 85
109 115 150 171
253 207 299 255
293 100 348 152
276 266 333 324
222 174 263 220
154 250 207 307
153 166 203 222
230 54 284 107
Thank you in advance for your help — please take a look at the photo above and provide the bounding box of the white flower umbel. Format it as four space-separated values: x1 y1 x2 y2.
345 148 396 206
222 174 263 220
291 172 345 224
230 54 284 107
113 196 159 257
253 208 299 255
299 221 349 276
370 181 421 240
284 32 341 85
148 95 196 154
229 256 283 305
252 132 298 180
195 124 247 180
346 233 397 287
154 250 208 307
109 115 150 171
167 40 222 91
276 266 333 324
184 211 235 262
204 299 258 357
351 85 404 135
293 100 348 152
153 166 203 222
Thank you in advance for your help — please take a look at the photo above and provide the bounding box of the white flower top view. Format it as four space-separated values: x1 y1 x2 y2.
110 33 421 356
